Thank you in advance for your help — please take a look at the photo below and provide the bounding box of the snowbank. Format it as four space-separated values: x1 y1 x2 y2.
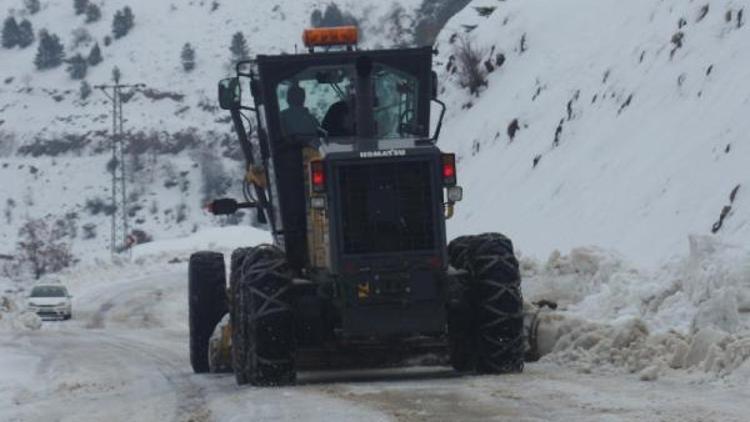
525 235 750 382
0 277 42 332
525 235 750 334
130 225 272 259
56 226 271 293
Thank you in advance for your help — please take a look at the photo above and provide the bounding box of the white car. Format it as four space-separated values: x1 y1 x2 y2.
27 284 73 320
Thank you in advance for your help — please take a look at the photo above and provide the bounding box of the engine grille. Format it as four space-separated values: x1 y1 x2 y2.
337 159 436 255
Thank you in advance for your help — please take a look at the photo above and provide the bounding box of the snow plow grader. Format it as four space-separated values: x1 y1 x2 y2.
188 26 525 386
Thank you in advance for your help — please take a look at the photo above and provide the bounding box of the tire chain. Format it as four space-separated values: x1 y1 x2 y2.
231 245 296 385
448 233 525 374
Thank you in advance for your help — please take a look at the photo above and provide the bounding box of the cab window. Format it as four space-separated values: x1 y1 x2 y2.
274 63 421 140
276 66 355 138
373 65 419 138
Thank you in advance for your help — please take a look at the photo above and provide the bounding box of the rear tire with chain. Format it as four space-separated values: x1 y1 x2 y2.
188 251 227 374
230 245 296 386
448 233 525 374
446 270 475 372
229 247 254 384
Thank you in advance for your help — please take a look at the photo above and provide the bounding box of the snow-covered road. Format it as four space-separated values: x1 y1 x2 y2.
2 256 749 422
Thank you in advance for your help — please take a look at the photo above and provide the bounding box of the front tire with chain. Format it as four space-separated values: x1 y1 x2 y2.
230 245 296 386
448 233 525 374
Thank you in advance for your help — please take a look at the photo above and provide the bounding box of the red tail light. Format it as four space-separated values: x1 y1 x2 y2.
311 160 326 193
442 154 457 186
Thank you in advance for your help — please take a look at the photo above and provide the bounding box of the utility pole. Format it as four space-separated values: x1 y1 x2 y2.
95 67 145 258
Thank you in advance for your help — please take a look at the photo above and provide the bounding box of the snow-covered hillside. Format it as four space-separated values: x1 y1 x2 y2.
436 0 748 267
0 0 425 265
0 0 422 142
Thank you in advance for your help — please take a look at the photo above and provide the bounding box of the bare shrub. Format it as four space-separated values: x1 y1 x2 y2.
85 197 116 216
140 88 184 102
17 133 90 157
4 198 15 224
70 27 92 49
195 147 231 203
82 223 97 239
176 203 188 223
16 218 75 280
130 229 152 244
383 3 415 47
53 213 78 240
455 36 488 95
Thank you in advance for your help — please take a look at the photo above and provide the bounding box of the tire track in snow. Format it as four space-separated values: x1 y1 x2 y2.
98 333 212 422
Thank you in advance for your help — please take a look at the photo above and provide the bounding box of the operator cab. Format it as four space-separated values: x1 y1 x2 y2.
275 59 423 143
216 27 456 273
218 26 443 154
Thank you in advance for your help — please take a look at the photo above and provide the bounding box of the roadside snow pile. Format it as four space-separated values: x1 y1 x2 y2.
536 313 750 383
56 226 272 298
0 277 41 332
131 226 272 260
525 235 750 382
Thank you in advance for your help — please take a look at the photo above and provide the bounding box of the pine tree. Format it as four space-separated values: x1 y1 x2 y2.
87 42 102 66
112 66 121 83
85 4 101 23
2 17 20 49
322 3 345 27
80 80 92 100
310 9 323 27
34 30 65 70
112 10 127 39
67 53 87 79
74 0 89 15
17 19 34 48
181 43 195 71
230 31 249 61
123 7 135 31
112 7 135 39
25 0 41 15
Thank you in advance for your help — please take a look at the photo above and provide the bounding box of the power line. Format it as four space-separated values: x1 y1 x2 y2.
94 70 145 258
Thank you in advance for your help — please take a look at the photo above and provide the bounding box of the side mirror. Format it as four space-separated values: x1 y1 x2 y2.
218 78 241 110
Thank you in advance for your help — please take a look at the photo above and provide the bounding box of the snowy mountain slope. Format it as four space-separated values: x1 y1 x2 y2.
0 0 423 143
0 0 425 266
0 151 254 262
435 0 749 267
